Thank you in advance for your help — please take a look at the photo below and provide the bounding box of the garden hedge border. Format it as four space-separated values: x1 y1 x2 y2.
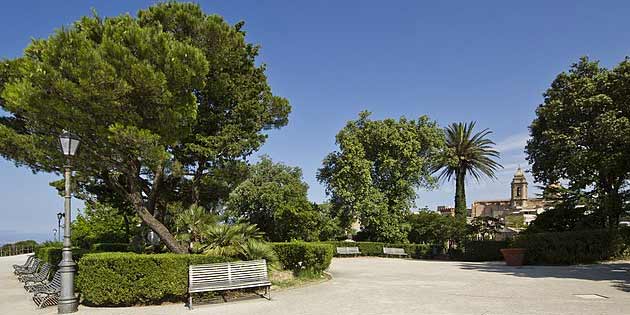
77 252 232 306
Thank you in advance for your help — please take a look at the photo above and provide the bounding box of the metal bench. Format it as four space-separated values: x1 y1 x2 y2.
188 259 271 309
29 269 61 293
31 270 61 308
13 255 35 273
15 257 41 276
383 247 408 257
25 268 57 291
336 247 361 256
16 259 43 278
20 263 52 284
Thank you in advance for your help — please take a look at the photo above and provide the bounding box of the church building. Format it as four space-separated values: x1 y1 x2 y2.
471 168 546 224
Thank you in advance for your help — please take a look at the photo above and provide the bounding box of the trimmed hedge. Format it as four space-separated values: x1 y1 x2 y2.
458 240 509 262
77 253 232 306
35 246 89 268
91 243 130 252
513 229 628 265
323 241 432 259
271 242 333 274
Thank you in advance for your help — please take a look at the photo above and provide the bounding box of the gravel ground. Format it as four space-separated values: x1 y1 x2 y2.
2 254 630 315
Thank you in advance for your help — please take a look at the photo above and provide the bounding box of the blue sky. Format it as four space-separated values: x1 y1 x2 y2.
2 0 630 243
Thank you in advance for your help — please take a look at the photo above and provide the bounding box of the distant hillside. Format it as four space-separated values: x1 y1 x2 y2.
0 230 49 246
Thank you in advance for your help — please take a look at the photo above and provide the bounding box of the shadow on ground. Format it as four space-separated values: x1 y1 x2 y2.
457 261 630 293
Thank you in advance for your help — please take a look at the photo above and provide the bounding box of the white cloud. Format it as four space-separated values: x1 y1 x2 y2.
495 133 530 153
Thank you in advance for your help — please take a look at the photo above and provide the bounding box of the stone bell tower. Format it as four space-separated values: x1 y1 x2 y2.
510 167 528 208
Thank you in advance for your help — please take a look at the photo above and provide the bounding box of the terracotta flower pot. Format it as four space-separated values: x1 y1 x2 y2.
500 248 526 266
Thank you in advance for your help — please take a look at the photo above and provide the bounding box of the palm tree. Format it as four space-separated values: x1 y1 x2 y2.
434 122 502 219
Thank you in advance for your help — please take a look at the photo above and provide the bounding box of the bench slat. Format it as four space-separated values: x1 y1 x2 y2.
189 259 270 294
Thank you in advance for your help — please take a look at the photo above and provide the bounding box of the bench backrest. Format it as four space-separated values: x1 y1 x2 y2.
336 247 361 254
189 259 268 287
383 247 406 255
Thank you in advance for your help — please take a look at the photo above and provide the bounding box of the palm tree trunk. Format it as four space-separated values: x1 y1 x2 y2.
454 169 467 220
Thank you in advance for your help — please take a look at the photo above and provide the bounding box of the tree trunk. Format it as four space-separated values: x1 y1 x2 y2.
112 163 187 254
454 169 467 220
128 191 187 254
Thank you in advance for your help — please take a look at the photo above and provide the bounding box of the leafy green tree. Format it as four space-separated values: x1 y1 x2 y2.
0 3 289 253
505 214 526 230
527 57 630 228
227 156 320 242
313 203 346 241
72 203 136 249
469 216 504 240
433 122 502 220
318 111 445 242
407 211 465 245
526 186 600 233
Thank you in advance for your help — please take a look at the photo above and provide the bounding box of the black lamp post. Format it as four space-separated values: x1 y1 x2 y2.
58 131 80 314
56 212 64 242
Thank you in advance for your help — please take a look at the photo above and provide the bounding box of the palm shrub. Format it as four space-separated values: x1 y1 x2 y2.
202 223 277 264
433 122 502 219
171 203 216 253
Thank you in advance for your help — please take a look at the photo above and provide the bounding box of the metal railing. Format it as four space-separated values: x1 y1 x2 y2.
0 246 35 257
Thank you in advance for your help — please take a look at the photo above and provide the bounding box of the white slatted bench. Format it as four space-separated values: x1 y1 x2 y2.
383 247 408 257
188 259 271 309
336 246 361 256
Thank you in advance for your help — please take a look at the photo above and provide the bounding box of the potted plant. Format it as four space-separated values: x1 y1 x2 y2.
500 248 526 266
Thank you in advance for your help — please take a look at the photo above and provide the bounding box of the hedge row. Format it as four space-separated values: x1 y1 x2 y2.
271 242 333 274
77 253 232 306
35 246 89 268
513 229 629 265
91 243 130 252
323 241 432 259
458 240 509 262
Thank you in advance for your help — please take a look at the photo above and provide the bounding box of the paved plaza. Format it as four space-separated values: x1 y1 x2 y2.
2 254 630 315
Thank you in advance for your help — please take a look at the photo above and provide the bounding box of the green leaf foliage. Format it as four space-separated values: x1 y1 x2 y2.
407 211 467 245
271 242 333 275
458 240 509 262
77 252 232 306
0 2 290 253
513 228 630 265
35 246 89 270
91 243 130 252
433 122 501 219
228 156 323 242
72 202 135 249
527 57 630 227
318 111 445 242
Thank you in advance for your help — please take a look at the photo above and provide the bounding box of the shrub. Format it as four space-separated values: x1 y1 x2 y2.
91 243 130 252
271 242 333 274
77 252 232 306
458 240 509 261
513 229 628 265
388 243 431 259
35 246 89 268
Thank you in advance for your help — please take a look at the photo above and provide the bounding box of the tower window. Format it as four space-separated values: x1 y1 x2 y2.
516 187 521 197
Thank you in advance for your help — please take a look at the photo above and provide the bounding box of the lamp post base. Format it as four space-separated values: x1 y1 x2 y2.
57 297 79 314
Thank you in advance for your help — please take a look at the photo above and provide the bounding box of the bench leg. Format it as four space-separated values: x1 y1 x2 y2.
266 286 271 300
188 294 193 310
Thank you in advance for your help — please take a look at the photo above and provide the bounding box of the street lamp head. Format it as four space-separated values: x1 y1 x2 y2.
57 212 64 221
59 130 80 157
